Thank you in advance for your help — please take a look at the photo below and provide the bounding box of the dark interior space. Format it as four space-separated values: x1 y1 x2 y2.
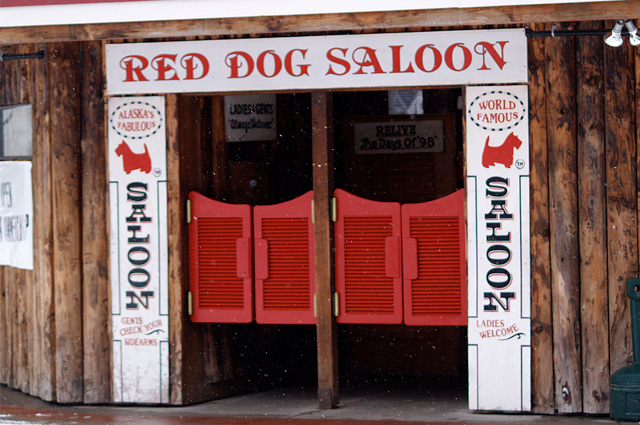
333 89 465 204
178 88 467 400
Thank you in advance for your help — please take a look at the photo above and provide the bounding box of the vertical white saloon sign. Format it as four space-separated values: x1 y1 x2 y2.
466 85 531 411
108 96 169 403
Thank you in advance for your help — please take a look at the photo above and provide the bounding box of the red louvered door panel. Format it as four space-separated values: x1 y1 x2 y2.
334 189 402 324
402 189 466 326
254 191 315 325
188 191 253 323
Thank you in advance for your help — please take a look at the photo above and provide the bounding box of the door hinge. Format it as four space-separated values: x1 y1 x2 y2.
187 291 193 316
333 292 339 317
331 197 337 222
311 199 315 225
186 199 192 224
313 293 317 318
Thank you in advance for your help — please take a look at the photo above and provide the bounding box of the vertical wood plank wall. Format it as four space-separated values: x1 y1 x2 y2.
604 24 638 377
528 20 637 414
80 41 110 404
0 43 57 402
166 94 185 405
0 22 639 414
546 23 583 414
49 41 84 403
32 41 55 402
528 22 554 415
0 41 112 403
576 21 609 414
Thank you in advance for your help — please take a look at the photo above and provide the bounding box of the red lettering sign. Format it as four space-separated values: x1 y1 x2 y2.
106 30 528 94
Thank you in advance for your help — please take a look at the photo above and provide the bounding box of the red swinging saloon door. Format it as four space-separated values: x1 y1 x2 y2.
334 189 403 324
188 192 253 323
253 191 316 325
402 189 467 326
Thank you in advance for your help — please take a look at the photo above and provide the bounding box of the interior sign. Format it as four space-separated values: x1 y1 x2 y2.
353 118 444 154
0 161 33 270
225 94 277 142
108 96 169 404
465 85 531 412
105 29 528 94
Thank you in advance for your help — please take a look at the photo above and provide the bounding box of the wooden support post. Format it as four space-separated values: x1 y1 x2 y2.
166 93 185 405
32 41 55 402
49 42 84 403
0 48 18 392
80 40 111 404
546 23 582 413
19 45 36 398
312 91 339 409
528 22 554 415
8 45 31 396
576 21 609 414
606 23 637 375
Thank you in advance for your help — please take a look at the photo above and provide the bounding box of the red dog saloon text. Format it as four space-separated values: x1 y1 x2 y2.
119 40 510 81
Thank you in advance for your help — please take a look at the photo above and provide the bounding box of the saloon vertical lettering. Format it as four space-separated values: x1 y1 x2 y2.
483 176 515 312
125 181 154 309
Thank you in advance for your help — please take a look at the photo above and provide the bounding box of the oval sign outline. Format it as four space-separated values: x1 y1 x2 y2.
110 100 163 140
468 90 525 132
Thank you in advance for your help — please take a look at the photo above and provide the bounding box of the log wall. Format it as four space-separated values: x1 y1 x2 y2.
527 20 637 414
528 22 554 415
1 43 57 402
576 21 609 414
546 22 582 413
0 41 176 403
0 18 639 414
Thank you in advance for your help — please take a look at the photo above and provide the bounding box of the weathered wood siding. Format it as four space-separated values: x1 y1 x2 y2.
80 41 111 404
1 18 640 414
0 43 57 402
527 20 637 414
546 23 583 413
528 22 554 415
0 41 149 403
576 21 609 414
49 41 84 403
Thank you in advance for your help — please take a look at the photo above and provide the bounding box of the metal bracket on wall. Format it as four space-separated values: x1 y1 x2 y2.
0 45 45 62
525 26 614 38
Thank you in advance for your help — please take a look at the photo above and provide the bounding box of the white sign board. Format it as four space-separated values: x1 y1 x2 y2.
225 94 277 142
1 105 33 158
108 96 169 404
0 161 33 270
388 90 424 115
466 85 531 411
353 118 443 154
105 29 528 94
